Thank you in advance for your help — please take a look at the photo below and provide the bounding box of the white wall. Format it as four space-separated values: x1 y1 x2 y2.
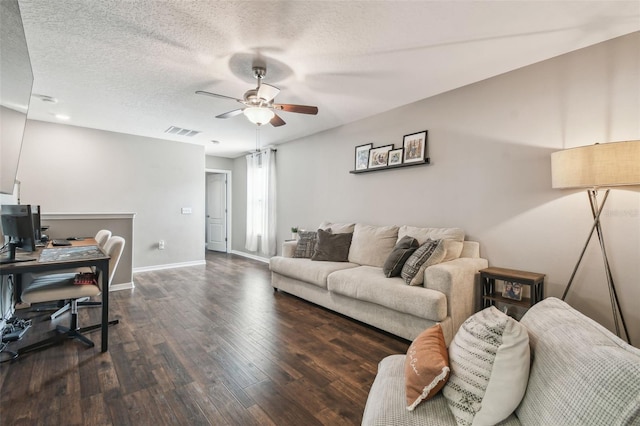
16 120 206 269
233 32 640 344
205 155 234 171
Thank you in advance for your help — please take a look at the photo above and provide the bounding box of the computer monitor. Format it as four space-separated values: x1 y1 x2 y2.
0 204 37 263
31 204 41 242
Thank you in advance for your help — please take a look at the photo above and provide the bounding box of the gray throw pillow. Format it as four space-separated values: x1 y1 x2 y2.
294 230 319 258
311 228 353 262
383 236 420 277
401 239 446 285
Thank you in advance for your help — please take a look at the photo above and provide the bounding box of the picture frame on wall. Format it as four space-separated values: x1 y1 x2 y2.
368 145 393 168
355 143 373 170
388 148 403 166
403 130 427 164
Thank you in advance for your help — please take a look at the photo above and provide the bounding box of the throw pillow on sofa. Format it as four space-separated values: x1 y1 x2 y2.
348 223 400 267
443 306 530 426
405 323 450 411
318 221 355 234
398 226 465 261
401 239 446 286
442 239 464 262
383 235 419 277
311 228 353 262
294 230 320 258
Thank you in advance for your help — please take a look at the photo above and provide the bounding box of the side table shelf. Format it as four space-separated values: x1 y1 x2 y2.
479 267 545 317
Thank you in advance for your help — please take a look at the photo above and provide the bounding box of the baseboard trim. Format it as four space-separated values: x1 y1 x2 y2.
110 282 135 291
132 260 207 273
230 250 270 264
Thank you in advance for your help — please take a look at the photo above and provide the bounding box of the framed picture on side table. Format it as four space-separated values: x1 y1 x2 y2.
368 145 393 168
388 148 403 166
502 282 523 301
355 143 373 170
403 130 427 163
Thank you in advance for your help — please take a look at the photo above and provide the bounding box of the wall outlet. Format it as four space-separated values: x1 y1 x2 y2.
158 240 165 250
181 207 192 214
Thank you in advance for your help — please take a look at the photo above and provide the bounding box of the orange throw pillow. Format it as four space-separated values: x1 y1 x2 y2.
404 323 450 411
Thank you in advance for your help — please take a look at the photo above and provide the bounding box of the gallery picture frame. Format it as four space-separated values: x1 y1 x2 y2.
355 143 373 170
388 148 403 166
403 130 428 164
368 144 393 168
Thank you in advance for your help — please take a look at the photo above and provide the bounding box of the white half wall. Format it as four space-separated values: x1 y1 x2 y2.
16 121 206 269
233 32 640 344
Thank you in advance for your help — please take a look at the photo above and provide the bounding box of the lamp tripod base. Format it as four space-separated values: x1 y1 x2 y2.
561 189 631 345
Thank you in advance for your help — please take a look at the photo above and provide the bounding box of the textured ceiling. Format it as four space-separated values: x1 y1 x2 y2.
17 1 640 158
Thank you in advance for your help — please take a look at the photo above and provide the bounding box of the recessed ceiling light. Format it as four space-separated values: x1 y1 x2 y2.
54 114 70 120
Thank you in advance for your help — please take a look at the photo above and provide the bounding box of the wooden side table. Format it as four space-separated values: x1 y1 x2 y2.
479 267 545 314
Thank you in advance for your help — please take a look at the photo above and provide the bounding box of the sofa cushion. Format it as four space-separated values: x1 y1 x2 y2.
398 226 465 243
327 266 447 321
443 306 530 426
398 226 465 261
405 324 450 411
362 355 521 426
516 297 640 426
348 223 399 267
383 235 419 277
401 239 446 286
269 257 359 288
294 230 319 258
311 228 353 262
442 240 464 262
318 221 355 234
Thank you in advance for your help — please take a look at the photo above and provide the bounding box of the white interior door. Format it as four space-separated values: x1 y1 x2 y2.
206 173 227 252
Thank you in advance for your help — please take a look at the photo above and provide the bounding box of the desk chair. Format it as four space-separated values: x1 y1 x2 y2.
34 229 112 319
18 236 125 354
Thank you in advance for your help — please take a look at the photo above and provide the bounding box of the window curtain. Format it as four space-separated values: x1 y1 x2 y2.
245 149 277 256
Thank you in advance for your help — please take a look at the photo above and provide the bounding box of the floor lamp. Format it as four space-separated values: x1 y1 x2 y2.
551 140 640 345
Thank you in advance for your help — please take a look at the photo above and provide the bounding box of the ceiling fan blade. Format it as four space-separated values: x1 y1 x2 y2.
216 109 244 119
257 83 280 102
196 90 242 103
273 104 319 115
270 113 286 127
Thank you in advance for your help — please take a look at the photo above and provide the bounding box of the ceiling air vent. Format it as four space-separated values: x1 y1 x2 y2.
164 126 201 137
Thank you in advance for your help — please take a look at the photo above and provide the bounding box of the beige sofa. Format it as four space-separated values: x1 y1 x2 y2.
269 222 488 344
362 297 640 425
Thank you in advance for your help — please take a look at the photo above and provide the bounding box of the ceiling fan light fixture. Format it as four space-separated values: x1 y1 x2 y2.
244 107 274 125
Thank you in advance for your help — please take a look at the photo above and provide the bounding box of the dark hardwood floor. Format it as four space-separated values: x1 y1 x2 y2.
1 251 409 425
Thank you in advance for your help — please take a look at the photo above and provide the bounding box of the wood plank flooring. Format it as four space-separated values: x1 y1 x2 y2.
0 251 409 425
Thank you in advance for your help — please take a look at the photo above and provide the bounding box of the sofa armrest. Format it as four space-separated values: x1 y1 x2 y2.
282 240 298 258
424 257 489 338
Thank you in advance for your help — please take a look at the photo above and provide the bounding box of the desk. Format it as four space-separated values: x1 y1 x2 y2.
0 239 112 352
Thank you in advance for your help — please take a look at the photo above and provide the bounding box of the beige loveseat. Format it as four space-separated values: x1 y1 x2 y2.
269 222 488 344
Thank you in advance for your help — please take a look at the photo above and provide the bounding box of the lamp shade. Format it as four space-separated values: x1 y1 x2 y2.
243 107 274 126
551 140 640 189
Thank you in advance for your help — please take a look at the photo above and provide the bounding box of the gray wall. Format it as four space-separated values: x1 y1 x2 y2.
205 155 234 171
16 121 206 270
232 33 640 344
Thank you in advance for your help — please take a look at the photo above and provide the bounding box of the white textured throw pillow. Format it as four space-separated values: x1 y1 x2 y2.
443 306 530 426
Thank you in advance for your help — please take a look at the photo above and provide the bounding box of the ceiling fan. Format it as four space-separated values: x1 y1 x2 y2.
196 66 318 127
